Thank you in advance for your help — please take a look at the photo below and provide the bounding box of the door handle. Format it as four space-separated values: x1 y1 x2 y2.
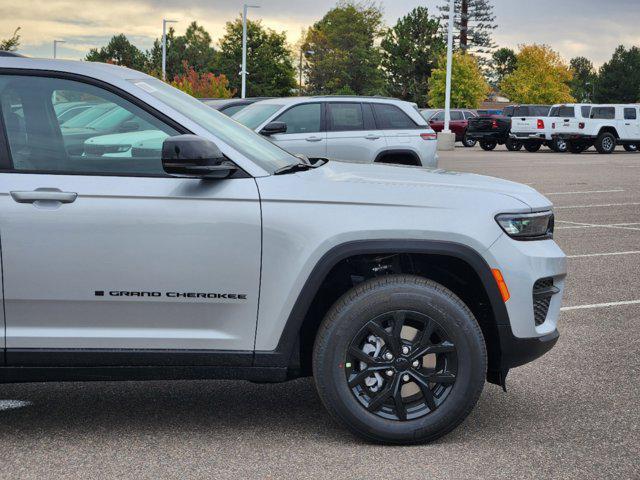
305 136 322 142
11 188 78 204
365 134 381 140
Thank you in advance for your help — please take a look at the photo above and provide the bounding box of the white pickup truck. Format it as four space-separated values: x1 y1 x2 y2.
551 104 640 154
509 105 568 153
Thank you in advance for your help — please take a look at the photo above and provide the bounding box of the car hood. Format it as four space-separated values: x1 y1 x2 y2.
297 160 552 211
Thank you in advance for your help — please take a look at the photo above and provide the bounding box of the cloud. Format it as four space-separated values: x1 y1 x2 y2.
2 0 639 65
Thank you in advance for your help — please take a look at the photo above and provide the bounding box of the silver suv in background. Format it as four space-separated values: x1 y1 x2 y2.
232 97 438 167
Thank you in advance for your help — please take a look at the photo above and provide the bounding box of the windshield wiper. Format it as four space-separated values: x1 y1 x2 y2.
273 162 314 175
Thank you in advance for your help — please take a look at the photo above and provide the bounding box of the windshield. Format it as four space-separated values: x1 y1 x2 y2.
232 103 284 130
128 78 296 173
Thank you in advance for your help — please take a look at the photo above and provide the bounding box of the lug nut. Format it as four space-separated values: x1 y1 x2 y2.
402 346 410 355
384 352 393 360
403 374 410 382
412 360 420 368
386 370 394 377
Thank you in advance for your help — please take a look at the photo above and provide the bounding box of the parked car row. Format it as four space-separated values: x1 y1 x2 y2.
465 103 640 154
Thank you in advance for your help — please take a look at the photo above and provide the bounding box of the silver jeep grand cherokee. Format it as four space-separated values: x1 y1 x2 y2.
0 58 566 444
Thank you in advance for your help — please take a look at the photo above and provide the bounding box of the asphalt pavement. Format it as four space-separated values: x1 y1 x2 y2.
0 145 638 479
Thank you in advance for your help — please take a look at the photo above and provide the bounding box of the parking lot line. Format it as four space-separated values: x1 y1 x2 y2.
544 189 624 195
561 299 640 311
567 250 640 258
556 220 640 232
556 222 640 230
555 202 640 209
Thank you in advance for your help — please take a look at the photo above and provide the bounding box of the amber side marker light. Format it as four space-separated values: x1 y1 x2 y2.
492 269 511 302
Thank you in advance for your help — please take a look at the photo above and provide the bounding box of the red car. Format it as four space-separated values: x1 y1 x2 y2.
420 109 478 147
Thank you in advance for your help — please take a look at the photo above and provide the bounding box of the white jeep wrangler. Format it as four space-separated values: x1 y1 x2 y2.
552 104 640 154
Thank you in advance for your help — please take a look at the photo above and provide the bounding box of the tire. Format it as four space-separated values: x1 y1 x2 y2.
567 141 586 154
313 274 487 445
523 142 542 153
505 139 523 151
551 138 568 153
479 140 497 151
595 132 616 154
623 144 638 152
462 134 477 148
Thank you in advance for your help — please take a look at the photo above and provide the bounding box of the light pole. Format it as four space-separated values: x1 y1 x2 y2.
241 4 260 98
162 19 178 81
299 49 314 95
444 0 455 133
53 40 65 59
437 0 456 152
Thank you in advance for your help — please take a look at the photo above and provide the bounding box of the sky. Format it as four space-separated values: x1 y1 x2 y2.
2 0 640 67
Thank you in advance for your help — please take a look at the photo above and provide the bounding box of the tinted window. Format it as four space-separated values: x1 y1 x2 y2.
503 106 515 117
513 106 550 117
431 111 445 121
553 106 575 117
276 103 322 134
549 106 559 116
232 103 284 130
220 104 247 116
463 110 476 119
624 108 637 120
372 104 416 129
0 75 179 175
450 111 464 121
581 106 592 118
328 103 364 131
590 107 615 119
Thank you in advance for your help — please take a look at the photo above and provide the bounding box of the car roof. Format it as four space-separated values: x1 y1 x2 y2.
256 96 417 107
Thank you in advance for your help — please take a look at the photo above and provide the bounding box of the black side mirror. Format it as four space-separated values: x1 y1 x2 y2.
260 121 287 136
162 135 237 179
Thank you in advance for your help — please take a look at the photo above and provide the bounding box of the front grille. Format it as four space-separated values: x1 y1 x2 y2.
532 277 557 326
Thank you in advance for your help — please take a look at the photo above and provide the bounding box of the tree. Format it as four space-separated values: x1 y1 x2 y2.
500 44 574 104
427 52 490 108
594 46 640 103
438 0 497 59
569 57 596 102
491 47 517 87
216 17 296 97
1 27 21 51
380 7 444 106
85 34 147 71
303 1 385 95
147 22 217 79
171 61 233 98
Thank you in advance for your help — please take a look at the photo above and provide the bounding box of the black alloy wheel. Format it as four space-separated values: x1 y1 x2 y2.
345 310 457 421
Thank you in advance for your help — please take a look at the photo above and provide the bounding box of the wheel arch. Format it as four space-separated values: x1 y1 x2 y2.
253 240 510 385
598 126 619 139
374 149 422 166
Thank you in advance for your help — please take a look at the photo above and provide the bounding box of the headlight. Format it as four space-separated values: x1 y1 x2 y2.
495 211 554 240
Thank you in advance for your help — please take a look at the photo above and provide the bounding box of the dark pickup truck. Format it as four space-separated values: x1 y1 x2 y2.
466 106 522 151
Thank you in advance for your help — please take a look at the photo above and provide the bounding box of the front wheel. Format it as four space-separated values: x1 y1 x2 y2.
524 142 542 153
313 275 487 444
479 140 497 151
505 139 523 151
623 144 638 152
462 134 477 148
